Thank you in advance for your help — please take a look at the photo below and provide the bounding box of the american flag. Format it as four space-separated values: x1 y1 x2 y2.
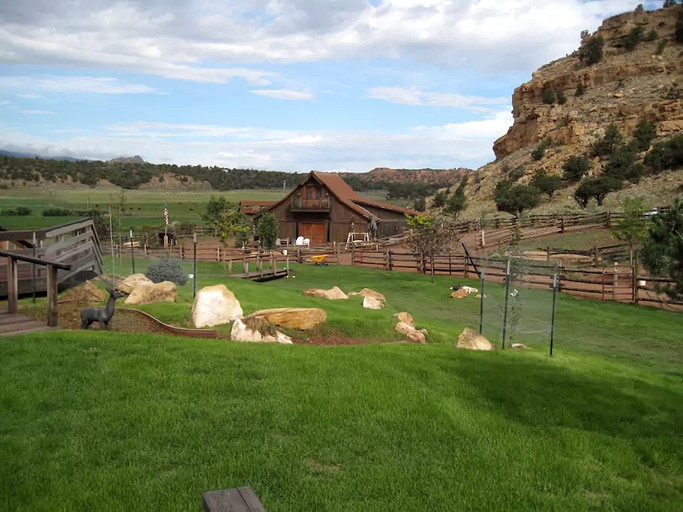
163 205 169 227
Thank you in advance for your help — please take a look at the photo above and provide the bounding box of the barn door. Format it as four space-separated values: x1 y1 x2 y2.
299 223 327 246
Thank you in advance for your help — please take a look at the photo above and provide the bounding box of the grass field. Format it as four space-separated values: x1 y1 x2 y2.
512 229 620 252
0 185 395 231
2 262 682 511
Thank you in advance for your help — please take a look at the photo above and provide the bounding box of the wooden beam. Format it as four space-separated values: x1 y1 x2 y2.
0 249 71 270
46 265 59 327
6 256 18 314
202 487 266 512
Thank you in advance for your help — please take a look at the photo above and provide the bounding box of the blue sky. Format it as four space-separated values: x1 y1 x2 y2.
0 1 661 172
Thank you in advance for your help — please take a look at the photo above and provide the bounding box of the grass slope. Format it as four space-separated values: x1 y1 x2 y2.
2 263 683 511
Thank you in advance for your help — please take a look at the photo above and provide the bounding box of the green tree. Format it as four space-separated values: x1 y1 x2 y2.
562 155 591 182
612 197 649 264
541 87 557 105
604 146 642 183
432 189 449 208
531 170 562 200
443 177 467 221
641 197 683 299
405 214 453 279
579 35 605 66
590 124 623 157
257 213 278 250
494 181 540 217
632 118 656 152
624 26 644 50
575 83 587 96
644 133 683 172
574 176 621 208
201 196 252 247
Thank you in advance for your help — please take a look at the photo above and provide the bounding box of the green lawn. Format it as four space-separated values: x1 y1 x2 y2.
2 263 682 511
513 229 620 252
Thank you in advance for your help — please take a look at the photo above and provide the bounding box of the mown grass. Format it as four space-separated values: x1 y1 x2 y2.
3 263 683 511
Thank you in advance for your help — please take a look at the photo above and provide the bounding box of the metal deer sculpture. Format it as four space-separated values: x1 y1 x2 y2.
80 288 127 330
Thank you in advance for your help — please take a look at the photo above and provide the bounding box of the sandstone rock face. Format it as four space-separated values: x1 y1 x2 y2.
191 285 243 328
117 273 154 294
230 317 293 344
363 296 384 310
303 286 348 300
455 328 493 351
125 281 177 305
246 308 327 330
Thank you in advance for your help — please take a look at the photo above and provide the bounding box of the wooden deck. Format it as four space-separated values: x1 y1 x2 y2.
0 310 60 337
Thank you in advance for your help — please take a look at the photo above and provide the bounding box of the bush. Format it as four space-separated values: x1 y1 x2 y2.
644 133 683 172
656 39 667 55
575 83 587 96
624 26 644 51
508 166 525 181
579 35 604 66
562 155 591 182
257 213 278 250
604 146 643 184
531 170 562 199
531 140 551 161
145 257 188 286
557 90 567 105
494 181 540 217
632 118 656 152
42 207 74 216
590 124 623 157
574 176 622 208
542 87 557 105
3 206 32 216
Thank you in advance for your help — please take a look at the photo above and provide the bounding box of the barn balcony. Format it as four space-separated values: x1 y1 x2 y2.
291 197 331 211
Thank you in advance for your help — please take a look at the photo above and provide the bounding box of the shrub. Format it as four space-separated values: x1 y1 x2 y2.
632 118 656 152
508 166 525 181
42 207 73 216
542 87 557 105
575 83 587 96
645 28 658 41
656 40 667 55
579 35 605 66
531 140 551 161
3 206 32 216
494 181 540 217
590 124 623 157
531 170 563 200
574 176 622 208
562 155 591 182
557 90 567 105
644 133 683 172
624 26 644 51
145 257 188 286
604 146 643 183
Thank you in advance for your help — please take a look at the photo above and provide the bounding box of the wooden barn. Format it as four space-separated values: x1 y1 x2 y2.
262 171 418 245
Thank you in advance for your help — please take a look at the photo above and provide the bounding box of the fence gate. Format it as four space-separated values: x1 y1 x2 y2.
600 264 634 302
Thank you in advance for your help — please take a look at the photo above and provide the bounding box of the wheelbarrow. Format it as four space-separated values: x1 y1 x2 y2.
311 254 329 266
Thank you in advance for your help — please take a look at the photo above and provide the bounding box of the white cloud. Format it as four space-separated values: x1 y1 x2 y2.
250 89 314 100
0 1 656 81
0 112 513 171
20 109 55 115
367 86 507 111
0 75 159 95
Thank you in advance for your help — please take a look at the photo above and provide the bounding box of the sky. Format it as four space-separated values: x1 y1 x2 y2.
0 0 662 173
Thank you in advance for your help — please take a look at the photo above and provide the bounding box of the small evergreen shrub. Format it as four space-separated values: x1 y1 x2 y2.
575 83 587 96
563 155 591 182
3 206 32 216
542 87 557 105
579 35 605 66
624 26 644 51
42 207 74 216
146 257 188 286
656 40 667 55
557 90 567 104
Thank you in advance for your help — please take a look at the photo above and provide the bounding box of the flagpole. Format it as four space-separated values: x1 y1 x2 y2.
164 202 169 252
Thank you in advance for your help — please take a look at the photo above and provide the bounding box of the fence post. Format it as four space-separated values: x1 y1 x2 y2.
463 255 469 278
546 246 550 263
560 217 565 233
351 246 355 266
613 262 618 300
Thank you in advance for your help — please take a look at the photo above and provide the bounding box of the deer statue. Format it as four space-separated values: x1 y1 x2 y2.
80 288 127 330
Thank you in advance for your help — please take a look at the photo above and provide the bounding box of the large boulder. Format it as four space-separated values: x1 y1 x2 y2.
246 308 327 330
117 273 154 295
362 296 384 310
192 285 243 328
303 286 348 300
455 328 493 351
231 317 293 344
125 281 177 305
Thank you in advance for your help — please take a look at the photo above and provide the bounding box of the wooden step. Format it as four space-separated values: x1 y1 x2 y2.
0 312 60 337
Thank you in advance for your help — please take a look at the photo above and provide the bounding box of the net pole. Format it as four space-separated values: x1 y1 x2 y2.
550 272 558 357
478 270 485 334
193 232 198 299
501 259 511 349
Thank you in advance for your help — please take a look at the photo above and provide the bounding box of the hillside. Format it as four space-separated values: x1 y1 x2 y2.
452 4 683 217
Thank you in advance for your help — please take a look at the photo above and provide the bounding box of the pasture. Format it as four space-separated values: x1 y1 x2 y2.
0 185 393 231
1 261 682 511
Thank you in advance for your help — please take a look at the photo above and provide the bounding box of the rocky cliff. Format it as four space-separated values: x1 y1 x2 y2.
461 4 683 215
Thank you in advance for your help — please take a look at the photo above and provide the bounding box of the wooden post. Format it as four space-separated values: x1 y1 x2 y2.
463 255 469 278
388 250 393 271
351 246 355 266
613 262 618 300
560 217 565 233
46 264 58 327
448 251 452 275
546 246 550 263
228 260 233 275
6 256 18 314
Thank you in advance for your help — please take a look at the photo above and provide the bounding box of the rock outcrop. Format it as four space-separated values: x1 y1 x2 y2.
125 281 177 305
303 286 348 300
231 317 293 344
455 328 494 351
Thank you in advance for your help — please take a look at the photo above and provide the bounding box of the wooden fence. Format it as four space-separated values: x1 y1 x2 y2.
350 249 681 309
